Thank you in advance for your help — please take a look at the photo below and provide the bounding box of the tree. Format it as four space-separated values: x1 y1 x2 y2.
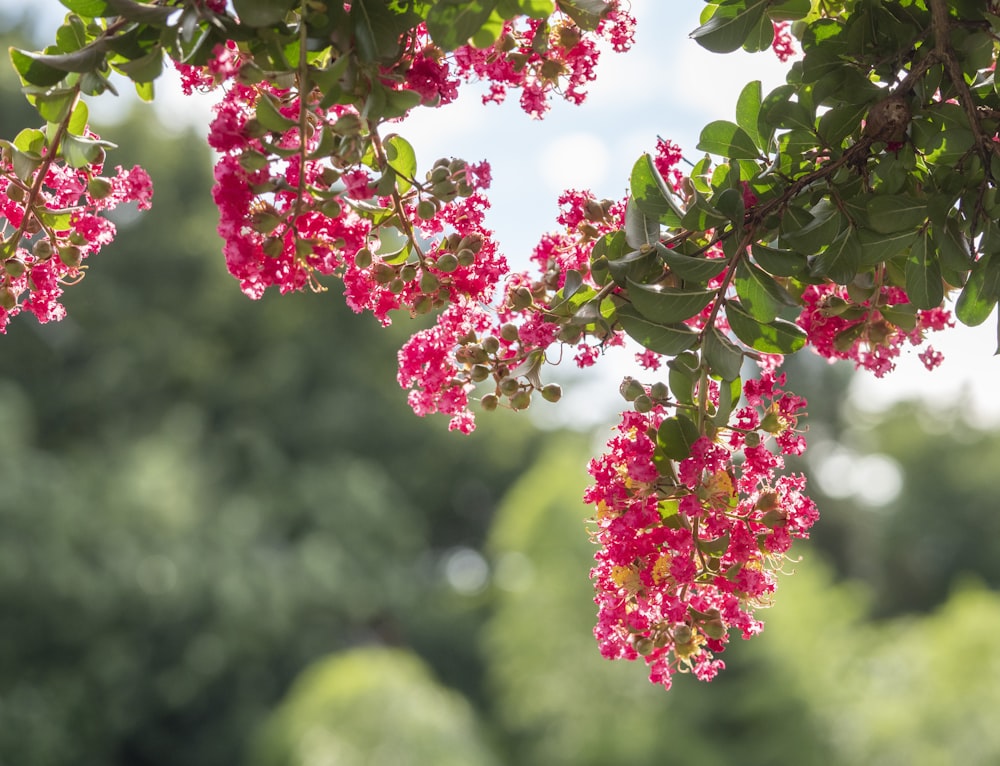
1 0 998 692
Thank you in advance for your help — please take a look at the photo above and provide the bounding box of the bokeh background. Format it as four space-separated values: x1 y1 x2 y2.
2 3 1000 765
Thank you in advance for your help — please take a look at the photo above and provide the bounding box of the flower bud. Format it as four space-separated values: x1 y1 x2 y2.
632 635 655 656
5 182 24 202
481 336 500 355
354 247 373 268
87 177 114 199
541 383 562 403
673 624 693 645
510 390 532 410
557 324 583 343
499 323 519 342
650 382 668 401
480 393 499 411
57 245 82 269
262 237 284 258
320 198 343 218
416 199 437 220
0 286 16 311
499 376 520 396
4 258 26 277
373 263 396 284
457 233 484 253
633 394 653 413
399 264 417 282
413 294 433 314
456 248 475 267
435 253 458 273
620 377 644 402
701 619 727 640
760 410 783 433
470 364 490 382
419 271 439 293
388 278 405 294
744 430 762 447
755 489 780 512
32 239 53 261
509 286 533 310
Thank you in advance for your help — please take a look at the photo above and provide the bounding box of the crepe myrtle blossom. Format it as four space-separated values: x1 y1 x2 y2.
586 371 816 690
0 142 152 333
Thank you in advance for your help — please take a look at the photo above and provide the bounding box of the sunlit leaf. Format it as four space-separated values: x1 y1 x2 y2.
616 305 699 356
726 300 807 354
627 279 715 325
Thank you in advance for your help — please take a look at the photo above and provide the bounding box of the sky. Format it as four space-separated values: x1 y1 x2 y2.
4 0 999 428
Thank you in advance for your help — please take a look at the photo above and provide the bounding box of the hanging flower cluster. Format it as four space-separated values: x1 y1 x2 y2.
586 370 818 690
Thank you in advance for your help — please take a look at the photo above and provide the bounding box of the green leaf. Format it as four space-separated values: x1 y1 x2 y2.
750 242 808 276
615 305 699 356
703 325 743 381
697 120 760 160
556 0 612 30
630 154 683 228
867 195 928 234
352 0 413 62
30 87 78 123
59 0 113 13
735 80 763 150
726 300 807 354
667 353 699 405
713 376 742 426
426 0 500 51
811 226 861 285
13 128 46 154
67 100 89 136
374 226 409 258
904 230 943 311
255 93 297 132
61 133 115 168
657 414 701 461
623 197 660 250
780 201 842 255
934 217 973 274
627 280 715 325
956 252 1000 326
233 0 295 26
662 248 727 282
734 259 793 322
9 48 67 87
857 227 916 267
690 0 769 53
384 134 417 194
115 46 164 83
768 0 810 21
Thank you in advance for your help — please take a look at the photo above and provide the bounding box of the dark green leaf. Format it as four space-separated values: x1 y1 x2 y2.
703 325 743 381
934 217 973 273
726 300 807 354
697 120 760 160
690 0 769 53
780 201 842 255
904 230 943 310
751 242 808 276
623 197 660 250
661 247 727 282
811 226 861 284
867 195 928 234
115 46 164 83
384 134 417 193
233 0 295 26
735 80 763 150
857 227 916 266
255 93 297 132
734 259 794 322
615 305 699 356
627 280 715 325
426 0 499 51
556 0 611 30
956 252 1000 326
667 352 699 405
657 414 701 461
630 154 683 227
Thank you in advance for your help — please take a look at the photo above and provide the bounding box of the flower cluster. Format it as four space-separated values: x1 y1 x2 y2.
796 282 953 377
587 371 817 690
0 137 152 333
450 4 636 117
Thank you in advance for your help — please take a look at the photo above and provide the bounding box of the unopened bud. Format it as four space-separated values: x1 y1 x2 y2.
87 176 114 199
480 393 499 411
456 248 475 267
482 336 500 355
500 323 519 342
416 199 437 220
0 286 16 311
4 258 26 277
419 271 439 293
650 382 668 401
510 390 532 410
620 377 644 402
262 237 284 258
32 239 53 261
5 182 24 202
470 364 490 382
744 431 762 447
388 278 405 294
633 635 655 656
633 394 653 413
499 376 520 397
57 245 82 268
354 247 373 268
399 264 417 282
435 253 458 273
509 286 533 310
673 624 693 645
373 263 395 284
702 619 727 640
541 383 562 403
